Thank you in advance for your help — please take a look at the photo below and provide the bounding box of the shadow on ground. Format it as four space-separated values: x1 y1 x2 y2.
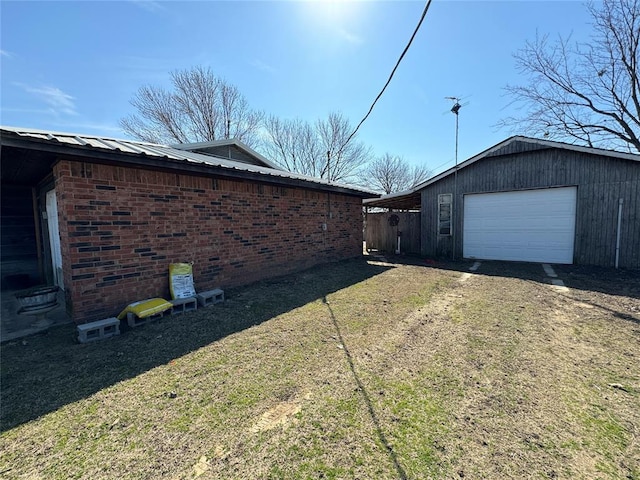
323 296 408 480
0 257 392 432
368 251 640 300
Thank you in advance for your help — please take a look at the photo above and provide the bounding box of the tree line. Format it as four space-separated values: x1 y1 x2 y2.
120 66 431 194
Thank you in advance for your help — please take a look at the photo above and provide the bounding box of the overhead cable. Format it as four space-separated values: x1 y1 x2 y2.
338 0 434 154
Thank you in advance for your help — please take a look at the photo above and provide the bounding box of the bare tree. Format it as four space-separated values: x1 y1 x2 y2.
317 112 371 182
407 163 433 190
261 116 322 176
262 111 371 183
500 0 640 152
120 66 263 147
360 153 432 194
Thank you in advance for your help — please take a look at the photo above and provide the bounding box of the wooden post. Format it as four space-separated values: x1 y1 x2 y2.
32 188 44 282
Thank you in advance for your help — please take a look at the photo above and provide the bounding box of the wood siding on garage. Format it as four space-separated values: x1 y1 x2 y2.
421 146 640 269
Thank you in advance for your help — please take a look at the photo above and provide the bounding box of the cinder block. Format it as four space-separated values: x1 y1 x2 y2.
196 288 225 307
126 307 173 328
171 297 198 315
77 317 120 343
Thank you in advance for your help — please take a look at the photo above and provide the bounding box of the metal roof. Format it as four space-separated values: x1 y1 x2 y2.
364 135 640 210
363 190 421 210
412 135 640 192
0 126 378 197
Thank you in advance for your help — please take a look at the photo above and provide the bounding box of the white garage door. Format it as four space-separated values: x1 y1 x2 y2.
463 187 576 264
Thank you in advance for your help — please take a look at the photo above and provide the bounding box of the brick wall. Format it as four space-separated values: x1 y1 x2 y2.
53 160 363 323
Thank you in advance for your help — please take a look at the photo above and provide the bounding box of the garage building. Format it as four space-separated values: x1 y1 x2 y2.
365 136 640 269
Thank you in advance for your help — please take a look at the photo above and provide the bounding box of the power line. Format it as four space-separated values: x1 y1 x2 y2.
338 0 434 155
431 157 458 173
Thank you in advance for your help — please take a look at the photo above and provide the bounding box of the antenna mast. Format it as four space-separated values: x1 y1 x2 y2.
446 96 462 167
446 96 462 261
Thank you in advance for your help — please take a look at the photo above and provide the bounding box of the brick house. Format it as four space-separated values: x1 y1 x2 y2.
1 127 377 325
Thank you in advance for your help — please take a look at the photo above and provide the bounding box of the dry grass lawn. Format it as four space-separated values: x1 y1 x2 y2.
1 256 638 479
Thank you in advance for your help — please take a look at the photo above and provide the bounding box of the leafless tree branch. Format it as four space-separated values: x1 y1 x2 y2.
499 0 640 152
263 112 370 183
120 66 263 147
359 153 432 194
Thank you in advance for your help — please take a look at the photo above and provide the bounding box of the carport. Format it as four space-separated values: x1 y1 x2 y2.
363 191 422 255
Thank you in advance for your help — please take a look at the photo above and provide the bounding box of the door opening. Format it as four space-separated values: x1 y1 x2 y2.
45 189 64 289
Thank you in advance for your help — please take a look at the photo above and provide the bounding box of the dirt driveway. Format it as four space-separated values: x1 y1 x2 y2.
391 257 640 479
1 256 638 479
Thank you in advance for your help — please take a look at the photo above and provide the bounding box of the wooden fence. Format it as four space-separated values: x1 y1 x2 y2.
365 212 421 255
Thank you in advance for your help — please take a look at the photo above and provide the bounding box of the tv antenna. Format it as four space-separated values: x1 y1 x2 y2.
445 96 466 166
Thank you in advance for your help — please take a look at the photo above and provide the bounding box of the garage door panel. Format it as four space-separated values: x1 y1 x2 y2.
466 232 574 245
463 187 576 264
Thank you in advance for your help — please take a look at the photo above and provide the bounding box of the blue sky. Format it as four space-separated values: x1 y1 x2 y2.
1 0 593 175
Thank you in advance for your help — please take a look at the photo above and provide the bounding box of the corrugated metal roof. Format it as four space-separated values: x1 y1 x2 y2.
363 190 421 210
1 126 378 196
364 135 640 209
411 135 640 193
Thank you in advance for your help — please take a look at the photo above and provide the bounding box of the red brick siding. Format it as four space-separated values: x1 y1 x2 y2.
54 160 363 323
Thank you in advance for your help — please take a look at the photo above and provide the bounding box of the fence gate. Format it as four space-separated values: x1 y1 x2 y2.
365 212 421 255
